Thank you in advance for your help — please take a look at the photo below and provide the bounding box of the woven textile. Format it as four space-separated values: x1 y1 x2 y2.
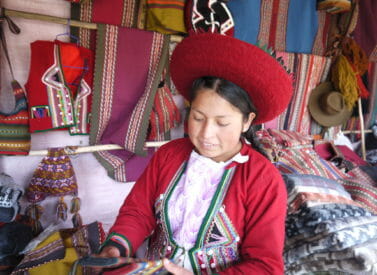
0 81 31 155
353 0 377 62
89 25 169 182
264 52 332 135
285 203 372 239
70 0 144 49
148 80 181 141
284 174 352 206
146 0 186 34
11 221 105 275
284 220 377 265
286 238 377 274
227 0 333 56
185 0 234 36
256 129 347 180
337 178 377 215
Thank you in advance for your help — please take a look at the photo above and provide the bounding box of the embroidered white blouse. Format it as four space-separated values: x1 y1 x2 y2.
167 150 249 250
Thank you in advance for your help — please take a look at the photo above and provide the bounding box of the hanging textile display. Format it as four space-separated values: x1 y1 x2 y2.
70 0 145 49
185 0 234 36
0 81 31 155
227 0 332 56
353 0 377 62
264 52 332 135
89 25 169 182
25 147 82 234
148 78 181 141
25 40 94 135
0 15 31 155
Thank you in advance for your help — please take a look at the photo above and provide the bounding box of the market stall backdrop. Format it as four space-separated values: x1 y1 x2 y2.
0 0 147 232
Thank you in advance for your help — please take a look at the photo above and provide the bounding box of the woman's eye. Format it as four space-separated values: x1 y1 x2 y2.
193 116 203 121
218 122 229 127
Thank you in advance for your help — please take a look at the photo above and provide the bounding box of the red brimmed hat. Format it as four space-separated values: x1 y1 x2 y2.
170 33 293 124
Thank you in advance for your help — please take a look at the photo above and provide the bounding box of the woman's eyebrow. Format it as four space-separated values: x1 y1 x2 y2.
192 108 230 118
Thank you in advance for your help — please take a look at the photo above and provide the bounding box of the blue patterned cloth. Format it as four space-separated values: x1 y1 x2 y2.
286 203 373 239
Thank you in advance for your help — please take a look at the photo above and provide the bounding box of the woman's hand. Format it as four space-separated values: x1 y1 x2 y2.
163 258 194 275
98 245 121 257
91 246 121 274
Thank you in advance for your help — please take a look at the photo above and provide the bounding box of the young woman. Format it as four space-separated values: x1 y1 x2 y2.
97 33 293 275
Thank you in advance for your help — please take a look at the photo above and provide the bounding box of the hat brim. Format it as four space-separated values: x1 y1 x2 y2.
170 33 293 124
308 82 352 127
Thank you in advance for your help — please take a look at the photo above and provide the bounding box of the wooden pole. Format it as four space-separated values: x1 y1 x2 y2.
28 141 168 156
3 8 183 42
358 97 367 160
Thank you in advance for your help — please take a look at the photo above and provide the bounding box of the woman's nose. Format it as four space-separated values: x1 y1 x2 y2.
200 121 215 138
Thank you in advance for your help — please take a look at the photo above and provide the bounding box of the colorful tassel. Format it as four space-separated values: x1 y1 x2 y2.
57 196 68 221
25 203 44 234
331 55 359 110
70 196 81 214
72 213 83 228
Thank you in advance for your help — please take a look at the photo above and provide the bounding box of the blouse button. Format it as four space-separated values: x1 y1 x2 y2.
210 263 216 268
200 264 206 269
167 246 172 251
236 237 240 242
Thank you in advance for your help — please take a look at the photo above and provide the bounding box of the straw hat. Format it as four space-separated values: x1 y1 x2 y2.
308 81 351 127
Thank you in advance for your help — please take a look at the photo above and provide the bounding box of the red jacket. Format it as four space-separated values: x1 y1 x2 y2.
104 138 287 274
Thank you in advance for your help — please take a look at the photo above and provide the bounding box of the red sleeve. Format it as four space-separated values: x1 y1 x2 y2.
103 146 167 256
221 165 287 275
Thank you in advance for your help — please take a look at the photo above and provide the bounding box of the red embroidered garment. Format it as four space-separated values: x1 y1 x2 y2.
25 40 93 135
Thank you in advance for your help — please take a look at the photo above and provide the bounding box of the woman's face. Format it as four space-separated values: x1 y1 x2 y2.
188 88 255 162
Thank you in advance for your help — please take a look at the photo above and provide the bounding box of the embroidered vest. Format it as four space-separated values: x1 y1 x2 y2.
25 40 93 135
147 163 241 275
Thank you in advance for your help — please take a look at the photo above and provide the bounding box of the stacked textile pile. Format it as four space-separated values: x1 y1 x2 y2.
256 129 377 274
283 174 377 274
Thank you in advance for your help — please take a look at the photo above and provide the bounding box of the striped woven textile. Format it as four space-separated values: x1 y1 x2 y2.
338 167 377 214
256 129 348 180
148 80 181 141
146 0 186 34
264 52 333 135
70 0 144 49
0 81 30 155
89 25 169 182
227 0 333 56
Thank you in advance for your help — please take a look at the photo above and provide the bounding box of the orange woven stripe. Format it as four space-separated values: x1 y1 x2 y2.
147 0 184 7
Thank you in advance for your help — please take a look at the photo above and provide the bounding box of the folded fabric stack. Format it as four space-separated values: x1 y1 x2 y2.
256 129 347 179
283 173 377 274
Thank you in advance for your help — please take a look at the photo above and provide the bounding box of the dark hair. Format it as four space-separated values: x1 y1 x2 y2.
190 76 268 158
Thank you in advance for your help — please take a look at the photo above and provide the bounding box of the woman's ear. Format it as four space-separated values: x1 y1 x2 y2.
243 112 256 132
